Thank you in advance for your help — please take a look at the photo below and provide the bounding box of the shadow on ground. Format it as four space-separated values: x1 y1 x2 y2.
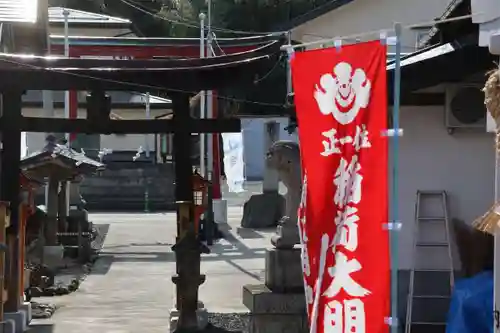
87 222 270 281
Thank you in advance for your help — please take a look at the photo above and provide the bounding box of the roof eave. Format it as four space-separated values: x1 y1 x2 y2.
277 0 355 32
419 0 467 48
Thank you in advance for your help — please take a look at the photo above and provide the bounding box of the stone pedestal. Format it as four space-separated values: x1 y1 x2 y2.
0 319 15 333
241 192 284 228
4 310 26 333
243 248 308 333
169 301 208 332
213 199 227 224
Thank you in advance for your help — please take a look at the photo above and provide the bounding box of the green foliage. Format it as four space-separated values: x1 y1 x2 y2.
53 0 336 38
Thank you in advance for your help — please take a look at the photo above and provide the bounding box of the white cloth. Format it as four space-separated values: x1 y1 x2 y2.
221 132 245 193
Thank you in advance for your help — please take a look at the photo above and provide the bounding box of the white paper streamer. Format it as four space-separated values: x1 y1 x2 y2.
221 132 245 193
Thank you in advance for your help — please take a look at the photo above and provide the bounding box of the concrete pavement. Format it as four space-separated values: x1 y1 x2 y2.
29 181 283 332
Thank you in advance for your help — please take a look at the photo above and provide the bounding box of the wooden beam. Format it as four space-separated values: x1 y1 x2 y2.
0 117 241 134
0 41 283 91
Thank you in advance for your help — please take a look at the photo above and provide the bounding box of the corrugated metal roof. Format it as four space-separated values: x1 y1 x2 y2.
0 0 39 23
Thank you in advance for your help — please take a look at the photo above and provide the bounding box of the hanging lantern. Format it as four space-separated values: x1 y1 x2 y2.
192 171 209 233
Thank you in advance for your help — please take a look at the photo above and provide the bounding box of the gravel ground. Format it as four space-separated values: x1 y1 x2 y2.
208 313 249 333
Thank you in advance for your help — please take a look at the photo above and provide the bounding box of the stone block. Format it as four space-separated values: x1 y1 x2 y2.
241 192 285 228
265 248 303 292
248 314 308 333
21 302 32 325
213 199 227 224
5 311 26 332
42 245 64 269
242 284 306 315
169 301 208 332
0 320 15 333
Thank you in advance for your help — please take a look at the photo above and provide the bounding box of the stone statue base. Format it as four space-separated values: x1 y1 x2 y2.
271 216 300 249
169 301 208 332
243 248 308 333
241 191 285 229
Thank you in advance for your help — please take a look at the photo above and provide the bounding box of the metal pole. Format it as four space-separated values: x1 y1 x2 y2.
63 9 70 134
390 22 402 333
199 13 206 176
145 92 151 158
286 31 293 96
206 0 214 176
63 8 71 216
43 8 54 207
144 93 151 213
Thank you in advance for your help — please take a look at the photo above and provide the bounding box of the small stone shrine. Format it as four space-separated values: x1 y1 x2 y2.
21 135 104 268
243 141 308 333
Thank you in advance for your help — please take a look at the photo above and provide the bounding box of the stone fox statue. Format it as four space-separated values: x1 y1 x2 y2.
266 140 302 249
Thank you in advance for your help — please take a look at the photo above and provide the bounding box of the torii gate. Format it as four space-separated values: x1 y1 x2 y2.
49 34 277 204
0 39 283 330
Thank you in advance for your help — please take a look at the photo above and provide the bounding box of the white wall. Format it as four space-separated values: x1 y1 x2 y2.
396 106 495 269
241 117 298 179
292 0 451 52
238 110 495 270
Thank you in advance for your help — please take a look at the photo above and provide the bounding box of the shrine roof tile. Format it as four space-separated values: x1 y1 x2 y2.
22 138 104 172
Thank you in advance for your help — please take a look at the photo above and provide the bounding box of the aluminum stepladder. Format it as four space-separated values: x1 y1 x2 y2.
405 190 455 333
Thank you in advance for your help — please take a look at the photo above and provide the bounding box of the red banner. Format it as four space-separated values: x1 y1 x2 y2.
292 41 390 333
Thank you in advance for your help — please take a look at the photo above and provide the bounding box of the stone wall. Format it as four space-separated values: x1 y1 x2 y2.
35 163 176 211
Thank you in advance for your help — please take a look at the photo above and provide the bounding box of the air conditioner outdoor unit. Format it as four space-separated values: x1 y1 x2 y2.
445 84 488 133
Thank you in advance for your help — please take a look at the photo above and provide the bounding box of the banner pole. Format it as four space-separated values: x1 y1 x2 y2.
390 22 402 333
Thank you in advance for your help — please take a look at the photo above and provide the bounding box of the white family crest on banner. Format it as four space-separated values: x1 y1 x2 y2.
314 62 371 125
221 132 245 193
